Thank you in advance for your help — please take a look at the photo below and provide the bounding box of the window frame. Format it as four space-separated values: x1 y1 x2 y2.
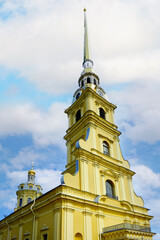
19 198 23 207
103 141 109 156
99 108 105 119
76 109 81 122
87 77 91 83
106 180 114 198
27 198 32 204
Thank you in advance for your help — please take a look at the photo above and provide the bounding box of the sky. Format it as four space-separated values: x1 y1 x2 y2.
0 0 160 238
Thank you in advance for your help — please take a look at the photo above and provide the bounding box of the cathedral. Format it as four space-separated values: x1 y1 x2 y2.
0 9 155 240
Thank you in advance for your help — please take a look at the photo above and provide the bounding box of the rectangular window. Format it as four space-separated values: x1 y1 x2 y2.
43 234 48 240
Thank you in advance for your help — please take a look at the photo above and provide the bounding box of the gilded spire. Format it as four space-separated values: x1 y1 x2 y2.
83 9 93 70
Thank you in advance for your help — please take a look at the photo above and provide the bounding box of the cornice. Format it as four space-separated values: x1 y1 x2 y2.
0 185 153 228
64 110 120 141
72 148 135 176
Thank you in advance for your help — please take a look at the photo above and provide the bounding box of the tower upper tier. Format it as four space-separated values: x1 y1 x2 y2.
73 9 108 103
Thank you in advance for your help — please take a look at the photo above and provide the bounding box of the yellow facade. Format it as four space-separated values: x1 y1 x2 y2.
0 9 155 240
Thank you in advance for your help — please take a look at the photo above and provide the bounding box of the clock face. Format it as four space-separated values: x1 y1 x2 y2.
97 89 104 97
83 60 93 68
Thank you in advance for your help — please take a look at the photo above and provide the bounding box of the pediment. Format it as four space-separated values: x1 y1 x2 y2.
100 168 119 179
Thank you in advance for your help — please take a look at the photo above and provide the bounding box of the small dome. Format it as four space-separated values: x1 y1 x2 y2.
28 169 35 175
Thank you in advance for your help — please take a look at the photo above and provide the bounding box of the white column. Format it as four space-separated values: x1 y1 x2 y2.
83 211 92 240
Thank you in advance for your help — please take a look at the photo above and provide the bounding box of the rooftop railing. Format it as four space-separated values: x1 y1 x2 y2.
103 223 151 233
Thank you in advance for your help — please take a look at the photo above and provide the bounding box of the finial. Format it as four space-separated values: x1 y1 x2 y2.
84 8 86 12
32 162 34 169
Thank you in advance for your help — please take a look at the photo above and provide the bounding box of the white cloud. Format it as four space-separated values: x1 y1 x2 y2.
0 102 67 147
36 168 61 193
6 170 27 187
132 164 160 196
8 148 45 170
109 82 160 143
6 168 61 193
0 190 17 211
0 0 159 93
2 168 61 212
129 161 160 235
154 233 160 240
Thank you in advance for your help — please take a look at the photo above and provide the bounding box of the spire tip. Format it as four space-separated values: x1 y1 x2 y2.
84 8 86 12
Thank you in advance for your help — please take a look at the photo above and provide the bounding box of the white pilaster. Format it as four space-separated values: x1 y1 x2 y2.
80 159 89 192
120 174 126 201
93 162 100 195
128 176 134 204
101 172 106 195
115 179 119 199
96 213 105 240
19 223 23 240
53 209 61 240
83 211 92 240
63 207 74 240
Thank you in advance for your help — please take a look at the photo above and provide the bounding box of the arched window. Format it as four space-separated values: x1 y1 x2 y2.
106 180 114 198
43 234 48 240
19 198 22 207
103 141 109 155
99 108 105 119
87 77 91 83
76 92 81 100
75 233 83 240
94 79 96 85
27 198 32 204
76 110 81 122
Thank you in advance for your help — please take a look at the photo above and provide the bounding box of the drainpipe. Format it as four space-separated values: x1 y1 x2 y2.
30 199 36 240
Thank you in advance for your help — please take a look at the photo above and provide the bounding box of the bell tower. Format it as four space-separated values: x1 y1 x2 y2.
62 9 130 198
60 11 154 239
